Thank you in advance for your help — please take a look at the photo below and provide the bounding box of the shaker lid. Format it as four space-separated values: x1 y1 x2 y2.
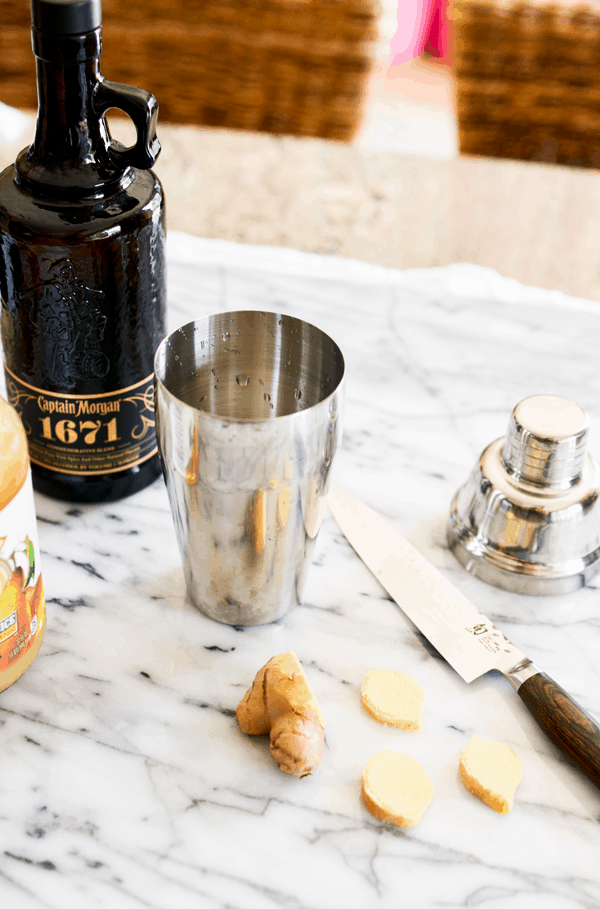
502 394 589 490
31 0 102 35
447 393 600 595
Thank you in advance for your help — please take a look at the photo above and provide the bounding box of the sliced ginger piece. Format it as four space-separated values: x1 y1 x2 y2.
236 651 325 777
459 734 522 814
362 750 433 828
361 669 425 730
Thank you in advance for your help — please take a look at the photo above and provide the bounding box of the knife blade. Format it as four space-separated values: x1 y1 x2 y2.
328 484 600 790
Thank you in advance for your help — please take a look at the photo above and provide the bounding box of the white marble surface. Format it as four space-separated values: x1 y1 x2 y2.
2 233 600 909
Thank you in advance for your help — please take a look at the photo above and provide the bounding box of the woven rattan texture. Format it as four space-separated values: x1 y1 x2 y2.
454 0 600 167
0 0 378 140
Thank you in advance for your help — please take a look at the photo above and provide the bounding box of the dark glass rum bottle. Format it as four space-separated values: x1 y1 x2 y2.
0 0 166 503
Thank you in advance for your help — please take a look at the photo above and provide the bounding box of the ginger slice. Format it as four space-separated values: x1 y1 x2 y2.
236 651 325 777
361 669 425 730
362 750 433 828
459 735 522 814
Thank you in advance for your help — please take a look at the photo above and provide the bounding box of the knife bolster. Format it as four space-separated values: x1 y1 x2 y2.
504 659 540 691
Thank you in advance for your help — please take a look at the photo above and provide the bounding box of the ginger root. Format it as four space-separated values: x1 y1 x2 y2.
362 750 433 828
361 669 425 730
459 735 522 814
236 651 326 777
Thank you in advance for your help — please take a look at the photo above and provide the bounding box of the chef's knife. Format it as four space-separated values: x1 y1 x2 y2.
328 484 600 790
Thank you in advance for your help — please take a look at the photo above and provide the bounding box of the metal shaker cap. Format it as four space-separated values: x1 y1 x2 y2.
502 395 588 490
448 395 600 595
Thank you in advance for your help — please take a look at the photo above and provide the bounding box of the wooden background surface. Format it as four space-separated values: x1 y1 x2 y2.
455 0 600 168
0 0 378 139
1 114 598 303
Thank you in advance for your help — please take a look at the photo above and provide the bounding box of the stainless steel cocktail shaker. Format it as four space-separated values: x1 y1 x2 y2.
448 394 600 595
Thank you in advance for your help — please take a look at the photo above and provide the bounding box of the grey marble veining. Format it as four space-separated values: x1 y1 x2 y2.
1 234 600 908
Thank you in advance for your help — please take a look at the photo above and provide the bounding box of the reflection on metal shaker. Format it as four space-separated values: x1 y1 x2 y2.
154 311 345 625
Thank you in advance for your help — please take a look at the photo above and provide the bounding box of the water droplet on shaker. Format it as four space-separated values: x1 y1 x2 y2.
236 374 250 387
294 389 302 401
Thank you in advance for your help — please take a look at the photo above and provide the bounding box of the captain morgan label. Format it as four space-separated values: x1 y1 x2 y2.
4 367 157 476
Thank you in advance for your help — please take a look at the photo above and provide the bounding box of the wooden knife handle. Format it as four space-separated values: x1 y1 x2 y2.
518 672 600 789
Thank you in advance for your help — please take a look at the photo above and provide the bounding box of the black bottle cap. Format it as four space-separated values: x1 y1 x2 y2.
31 0 102 35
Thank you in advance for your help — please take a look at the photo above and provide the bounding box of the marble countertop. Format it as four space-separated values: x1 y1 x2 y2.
2 233 600 908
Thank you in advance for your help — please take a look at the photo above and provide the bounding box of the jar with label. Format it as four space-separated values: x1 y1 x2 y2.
0 394 46 692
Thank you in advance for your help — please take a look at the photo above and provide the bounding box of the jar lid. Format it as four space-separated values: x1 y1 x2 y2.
31 0 102 35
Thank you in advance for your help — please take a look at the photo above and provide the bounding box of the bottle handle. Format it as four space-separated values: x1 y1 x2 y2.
93 79 161 170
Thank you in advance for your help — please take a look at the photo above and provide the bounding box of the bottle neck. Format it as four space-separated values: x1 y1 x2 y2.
16 28 126 197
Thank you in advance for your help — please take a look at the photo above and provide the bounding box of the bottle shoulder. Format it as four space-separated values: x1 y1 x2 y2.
0 163 164 240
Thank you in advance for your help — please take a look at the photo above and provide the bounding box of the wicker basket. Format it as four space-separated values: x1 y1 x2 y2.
454 0 600 167
0 0 379 140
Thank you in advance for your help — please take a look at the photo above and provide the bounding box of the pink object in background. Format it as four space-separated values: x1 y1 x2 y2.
390 0 452 65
